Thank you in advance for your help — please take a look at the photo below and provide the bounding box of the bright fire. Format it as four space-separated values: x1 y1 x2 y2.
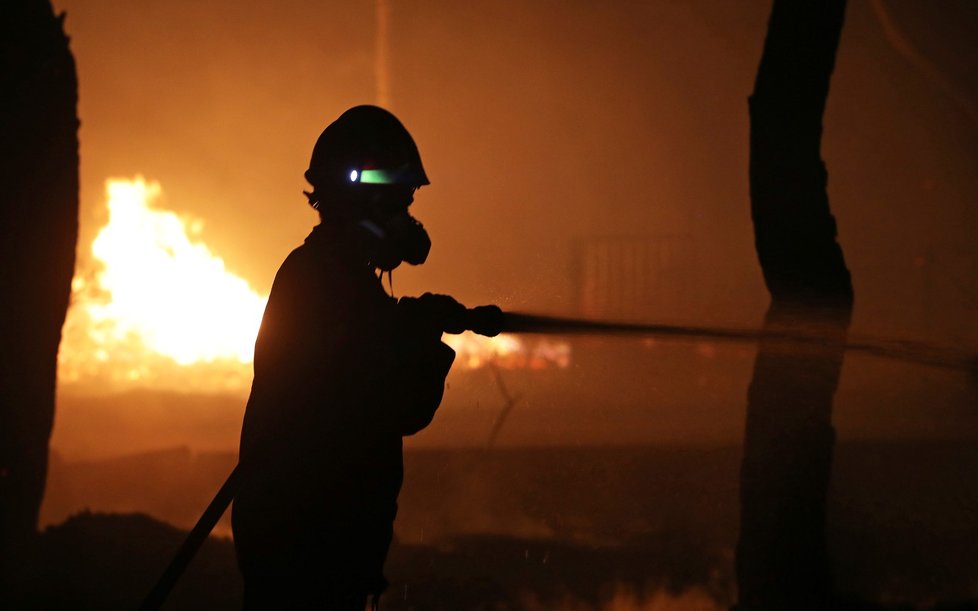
59 178 268 392
58 177 568 394
444 333 570 370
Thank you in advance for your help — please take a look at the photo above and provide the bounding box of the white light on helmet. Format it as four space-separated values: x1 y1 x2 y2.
349 170 359 182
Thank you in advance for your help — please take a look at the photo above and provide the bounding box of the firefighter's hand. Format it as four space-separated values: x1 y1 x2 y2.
397 293 467 336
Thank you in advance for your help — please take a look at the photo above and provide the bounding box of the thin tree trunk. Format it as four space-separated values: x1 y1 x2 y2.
735 1 853 609
0 0 78 602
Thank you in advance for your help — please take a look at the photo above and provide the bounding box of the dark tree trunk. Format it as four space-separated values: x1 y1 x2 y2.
735 1 853 610
0 0 79 601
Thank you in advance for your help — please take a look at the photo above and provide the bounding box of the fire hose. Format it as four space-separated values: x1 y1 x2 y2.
140 305 975 609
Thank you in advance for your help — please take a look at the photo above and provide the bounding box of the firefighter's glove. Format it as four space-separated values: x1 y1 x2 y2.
396 293 467 340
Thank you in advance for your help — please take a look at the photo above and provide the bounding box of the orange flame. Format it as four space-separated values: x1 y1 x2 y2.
59 177 267 392
444 333 571 370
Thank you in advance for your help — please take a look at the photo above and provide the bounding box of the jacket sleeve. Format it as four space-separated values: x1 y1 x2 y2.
391 339 456 435
337 312 456 437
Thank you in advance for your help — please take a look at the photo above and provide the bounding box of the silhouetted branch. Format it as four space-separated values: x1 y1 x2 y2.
485 362 522 450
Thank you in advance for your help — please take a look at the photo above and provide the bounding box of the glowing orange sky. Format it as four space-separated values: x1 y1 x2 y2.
53 0 978 366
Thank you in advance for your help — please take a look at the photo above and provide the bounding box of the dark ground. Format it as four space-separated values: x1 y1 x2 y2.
25 442 978 610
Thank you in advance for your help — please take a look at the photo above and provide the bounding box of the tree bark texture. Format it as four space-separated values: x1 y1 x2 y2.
0 0 79 600
736 1 853 610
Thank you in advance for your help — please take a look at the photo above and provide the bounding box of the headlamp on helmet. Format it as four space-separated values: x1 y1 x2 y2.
347 163 420 186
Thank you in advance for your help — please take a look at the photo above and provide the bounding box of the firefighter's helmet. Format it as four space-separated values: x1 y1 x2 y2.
305 105 429 195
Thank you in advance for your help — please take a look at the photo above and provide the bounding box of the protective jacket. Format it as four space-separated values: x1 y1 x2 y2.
232 222 454 607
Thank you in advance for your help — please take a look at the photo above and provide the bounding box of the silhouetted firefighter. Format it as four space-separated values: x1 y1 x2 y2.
0 0 78 606
231 106 460 610
735 1 853 610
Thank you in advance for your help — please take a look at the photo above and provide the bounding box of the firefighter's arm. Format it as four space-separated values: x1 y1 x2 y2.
392 338 455 435
390 293 462 435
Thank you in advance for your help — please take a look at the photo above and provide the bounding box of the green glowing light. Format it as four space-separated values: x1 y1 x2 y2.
359 168 399 184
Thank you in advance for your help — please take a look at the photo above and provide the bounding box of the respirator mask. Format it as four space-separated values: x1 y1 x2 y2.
356 203 431 272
